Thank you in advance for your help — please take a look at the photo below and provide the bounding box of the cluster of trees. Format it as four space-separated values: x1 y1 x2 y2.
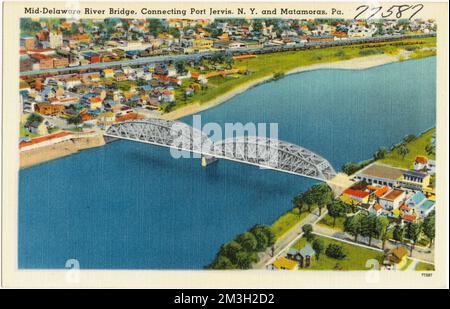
292 183 333 216
301 224 346 261
393 211 435 255
207 225 275 269
342 133 419 175
344 212 390 248
25 113 44 127
425 143 435 156
345 210 436 255
325 244 346 260
209 53 234 69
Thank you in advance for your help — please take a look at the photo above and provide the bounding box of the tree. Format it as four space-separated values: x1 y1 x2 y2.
397 144 410 160
224 56 234 69
325 244 346 259
302 224 313 241
345 212 366 242
219 240 242 265
236 232 258 252
294 192 312 213
342 162 361 176
393 224 404 244
405 222 422 256
376 216 390 250
305 183 333 216
327 201 346 228
312 239 325 260
235 251 258 269
209 255 236 269
250 224 274 251
26 113 44 126
425 143 436 156
175 60 186 74
374 147 388 160
422 211 435 247
403 134 416 143
360 214 377 246
67 114 83 126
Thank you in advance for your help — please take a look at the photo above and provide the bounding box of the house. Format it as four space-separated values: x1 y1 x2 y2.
27 120 48 135
398 170 430 191
341 188 370 205
406 191 435 218
65 77 82 89
413 156 429 171
383 246 409 270
103 69 114 78
370 203 383 216
298 245 315 268
89 96 103 110
97 111 116 125
356 163 406 187
83 52 101 63
34 103 65 115
267 257 298 270
379 189 405 211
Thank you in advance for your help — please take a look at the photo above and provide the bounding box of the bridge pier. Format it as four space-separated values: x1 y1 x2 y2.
201 155 218 167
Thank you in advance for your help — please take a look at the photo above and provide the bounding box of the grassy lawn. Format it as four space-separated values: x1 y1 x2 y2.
415 261 435 271
270 207 316 239
169 37 436 111
378 128 435 169
399 258 413 270
19 125 38 138
292 235 384 270
117 80 138 91
317 214 346 231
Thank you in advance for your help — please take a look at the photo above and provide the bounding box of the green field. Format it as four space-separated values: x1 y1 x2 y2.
170 37 436 111
19 125 38 138
270 207 316 239
415 261 435 271
378 128 435 169
399 258 413 270
317 214 346 231
292 234 384 270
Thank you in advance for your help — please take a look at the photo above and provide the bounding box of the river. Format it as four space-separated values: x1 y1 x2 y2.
19 57 436 269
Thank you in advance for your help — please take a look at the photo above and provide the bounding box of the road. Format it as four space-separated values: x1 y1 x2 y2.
254 207 434 269
253 209 328 269
19 33 435 76
313 224 434 263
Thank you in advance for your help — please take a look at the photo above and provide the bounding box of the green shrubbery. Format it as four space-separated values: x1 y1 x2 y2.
325 244 346 260
207 224 275 269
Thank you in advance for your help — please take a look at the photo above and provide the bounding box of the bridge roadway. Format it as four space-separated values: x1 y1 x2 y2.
104 119 337 182
20 33 434 77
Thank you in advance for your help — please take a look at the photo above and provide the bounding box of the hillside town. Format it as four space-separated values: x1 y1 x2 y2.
16 17 438 273
19 17 436 146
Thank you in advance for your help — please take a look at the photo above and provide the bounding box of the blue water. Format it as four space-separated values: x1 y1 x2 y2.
19 57 436 269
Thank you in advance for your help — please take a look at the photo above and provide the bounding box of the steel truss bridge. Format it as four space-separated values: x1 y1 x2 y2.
104 119 336 181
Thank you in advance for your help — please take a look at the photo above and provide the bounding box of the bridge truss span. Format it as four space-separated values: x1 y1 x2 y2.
104 119 336 181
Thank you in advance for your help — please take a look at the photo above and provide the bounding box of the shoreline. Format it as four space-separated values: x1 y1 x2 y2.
20 132 105 169
161 53 400 121
20 53 427 168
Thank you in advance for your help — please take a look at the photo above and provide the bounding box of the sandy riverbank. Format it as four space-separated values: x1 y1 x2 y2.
19 53 401 168
161 54 399 121
20 133 105 169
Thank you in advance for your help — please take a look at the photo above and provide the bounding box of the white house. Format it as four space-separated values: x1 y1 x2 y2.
379 189 406 211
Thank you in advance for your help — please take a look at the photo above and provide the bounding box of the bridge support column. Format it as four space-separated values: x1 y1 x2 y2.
201 155 218 167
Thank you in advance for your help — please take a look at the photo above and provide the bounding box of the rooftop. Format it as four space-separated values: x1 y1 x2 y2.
381 189 404 201
272 257 297 270
358 163 406 181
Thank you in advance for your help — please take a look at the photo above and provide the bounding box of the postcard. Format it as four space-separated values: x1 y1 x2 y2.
1 1 448 289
